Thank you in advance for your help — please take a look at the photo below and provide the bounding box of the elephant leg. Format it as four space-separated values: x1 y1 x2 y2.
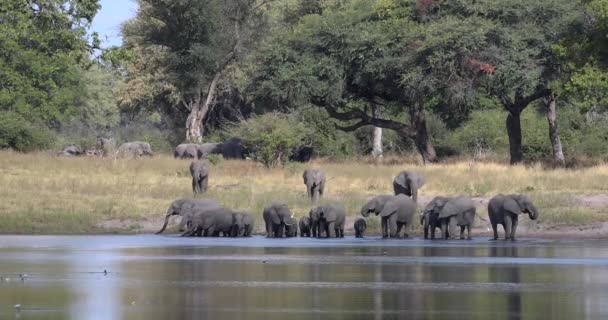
460 225 465 240
202 177 208 193
491 223 498 240
449 218 458 239
423 223 429 239
265 221 272 238
441 221 448 240
511 216 519 241
395 222 403 239
504 215 513 241
328 222 336 238
466 224 472 240
381 218 388 238
192 179 197 194
388 215 398 238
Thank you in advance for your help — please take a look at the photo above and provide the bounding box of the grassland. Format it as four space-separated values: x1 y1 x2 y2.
1 150 608 237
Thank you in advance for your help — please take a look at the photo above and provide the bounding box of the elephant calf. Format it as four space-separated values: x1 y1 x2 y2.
393 170 425 203
310 203 345 238
438 196 476 240
488 194 539 241
354 218 367 238
233 211 255 237
190 161 209 194
299 216 312 237
303 169 326 204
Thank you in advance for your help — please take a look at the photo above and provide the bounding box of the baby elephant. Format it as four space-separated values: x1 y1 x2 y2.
189 161 209 194
303 168 326 204
354 218 367 238
299 216 312 237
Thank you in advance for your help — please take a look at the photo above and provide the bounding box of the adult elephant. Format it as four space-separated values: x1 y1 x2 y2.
182 207 236 237
438 196 476 240
174 143 201 159
421 196 451 239
219 138 247 159
263 203 296 238
189 161 209 194
309 203 346 238
361 195 416 238
156 198 221 234
303 169 326 204
488 194 539 241
116 141 153 159
232 211 255 237
393 170 425 203
199 143 221 158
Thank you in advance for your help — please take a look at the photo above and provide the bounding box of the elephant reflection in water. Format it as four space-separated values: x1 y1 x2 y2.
489 246 523 319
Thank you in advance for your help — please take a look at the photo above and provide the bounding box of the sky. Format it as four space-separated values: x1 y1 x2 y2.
90 0 138 48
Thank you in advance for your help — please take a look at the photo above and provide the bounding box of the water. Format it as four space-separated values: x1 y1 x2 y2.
1 235 607 319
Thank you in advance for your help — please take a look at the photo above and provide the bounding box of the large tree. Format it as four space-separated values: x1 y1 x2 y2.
120 0 270 143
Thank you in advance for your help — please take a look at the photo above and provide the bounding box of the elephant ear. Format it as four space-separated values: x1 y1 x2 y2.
379 199 399 217
503 197 524 215
270 207 281 225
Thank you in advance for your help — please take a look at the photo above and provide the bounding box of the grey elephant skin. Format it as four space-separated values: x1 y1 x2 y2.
309 203 345 238
488 194 538 241
303 169 326 204
354 218 367 238
299 216 311 237
361 195 416 238
116 141 153 158
182 207 237 237
218 138 248 159
421 196 451 239
58 145 83 157
438 196 476 240
263 203 297 238
393 171 425 202
233 211 255 237
174 143 202 159
156 198 222 234
189 161 209 194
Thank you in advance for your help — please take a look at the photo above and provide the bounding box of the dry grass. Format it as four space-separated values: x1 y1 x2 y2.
1 150 608 234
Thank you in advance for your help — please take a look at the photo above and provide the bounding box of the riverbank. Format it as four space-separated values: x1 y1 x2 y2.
1 150 608 238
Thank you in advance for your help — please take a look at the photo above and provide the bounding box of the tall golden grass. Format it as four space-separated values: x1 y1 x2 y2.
1 150 607 234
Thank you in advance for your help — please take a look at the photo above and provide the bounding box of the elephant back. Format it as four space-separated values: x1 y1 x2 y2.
438 196 475 219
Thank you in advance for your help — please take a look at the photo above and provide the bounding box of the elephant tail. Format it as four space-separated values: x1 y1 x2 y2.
156 215 171 234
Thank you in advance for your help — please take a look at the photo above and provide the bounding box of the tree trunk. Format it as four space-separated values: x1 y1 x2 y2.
506 111 523 165
371 106 383 158
411 101 437 164
185 71 222 143
545 95 565 166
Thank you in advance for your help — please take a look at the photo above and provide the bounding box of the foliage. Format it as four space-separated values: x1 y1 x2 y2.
226 113 312 167
0 112 53 151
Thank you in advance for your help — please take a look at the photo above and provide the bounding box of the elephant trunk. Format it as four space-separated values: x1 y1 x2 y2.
156 214 172 234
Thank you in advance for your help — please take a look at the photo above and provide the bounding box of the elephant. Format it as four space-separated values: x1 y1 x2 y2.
59 145 82 157
393 170 425 203
218 138 247 159
189 161 209 194
438 196 476 240
263 203 297 238
303 169 326 204
174 143 202 159
182 207 236 237
96 137 115 157
309 203 345 238
488 194 539 241
421 196 452 239
116 141 153 158
354 218 367 238
285 219 298 237
199 143 222 158
361 194 416 238
156 198 221 234
232 211 255 237
299 216 312 237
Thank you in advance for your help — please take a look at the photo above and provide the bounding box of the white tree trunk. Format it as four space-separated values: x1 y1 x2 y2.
372 126 383 158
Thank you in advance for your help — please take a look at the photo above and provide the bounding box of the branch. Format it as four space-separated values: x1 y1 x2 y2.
335 120 368 132
518 87 551 111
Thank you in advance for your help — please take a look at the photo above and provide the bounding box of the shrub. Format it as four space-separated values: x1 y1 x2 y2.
226 113 312 167
0 112 53 151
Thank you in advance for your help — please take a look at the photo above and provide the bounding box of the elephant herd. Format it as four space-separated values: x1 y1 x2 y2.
161 167 539 241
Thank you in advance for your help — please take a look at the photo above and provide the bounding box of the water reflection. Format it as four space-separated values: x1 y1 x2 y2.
0 236 607 319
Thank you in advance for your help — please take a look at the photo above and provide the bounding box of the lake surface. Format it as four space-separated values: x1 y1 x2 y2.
0 236 607 320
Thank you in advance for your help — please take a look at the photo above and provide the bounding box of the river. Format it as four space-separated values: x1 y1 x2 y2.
0 235 607 319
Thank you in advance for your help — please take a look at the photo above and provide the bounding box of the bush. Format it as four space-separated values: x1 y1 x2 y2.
226 113 312 167
0 112 54 151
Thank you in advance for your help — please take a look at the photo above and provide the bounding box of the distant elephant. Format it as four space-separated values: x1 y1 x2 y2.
174 143 201 159
189 161 209 194
309 203 345 238
182 207 235 237
299 216 312 237
421 196 452 239
361 194 416 238
263 203 296 238
438 196 476 240
156 198 222 234
233 211 255 237
219 138 247 159
354 218 367 238
289 146 314 162
199 143 221 158
59 145 82 157
488 194 539 241
116 141 153 158
303 169 326 204
285 218 298 237
393 171 425 203
97 137 115 157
